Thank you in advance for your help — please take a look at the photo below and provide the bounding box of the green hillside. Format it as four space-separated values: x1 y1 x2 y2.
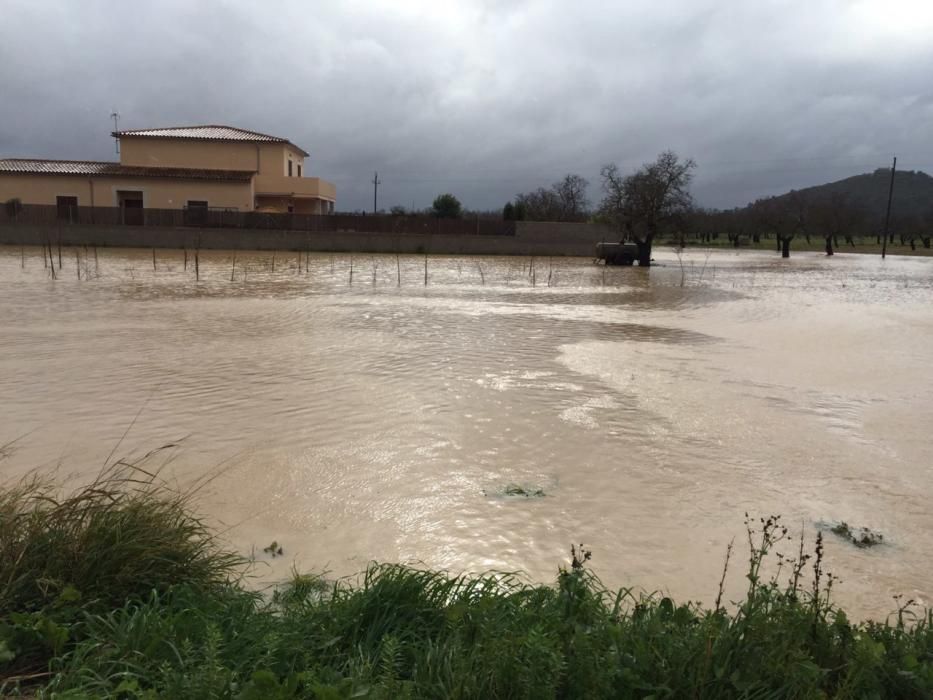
770 168 933 222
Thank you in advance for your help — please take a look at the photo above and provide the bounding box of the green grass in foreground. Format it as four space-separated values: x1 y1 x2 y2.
1 466 931 699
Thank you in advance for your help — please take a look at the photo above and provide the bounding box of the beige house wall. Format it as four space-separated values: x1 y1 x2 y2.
119 138 307 179
0 173 252 210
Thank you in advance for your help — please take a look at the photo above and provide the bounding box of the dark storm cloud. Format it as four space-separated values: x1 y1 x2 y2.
2 0 932 211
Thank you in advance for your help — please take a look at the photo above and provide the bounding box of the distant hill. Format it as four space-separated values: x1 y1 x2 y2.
756 169 933 222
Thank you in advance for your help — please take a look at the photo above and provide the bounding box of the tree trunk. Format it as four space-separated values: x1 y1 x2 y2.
636 240 652 267
825 236 834 256
923 237 931 249
781 238 791 258
733 235 740 248
910 238 916 251
776 236 781 252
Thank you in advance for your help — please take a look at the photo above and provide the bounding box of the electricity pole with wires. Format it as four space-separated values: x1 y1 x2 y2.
372 171 381 214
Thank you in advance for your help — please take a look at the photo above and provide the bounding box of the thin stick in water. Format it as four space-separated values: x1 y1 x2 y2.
396 254 401 286
424 255 428 286
230 252 237 281
152 248 156 271
75 249 80 280
47 240 56 279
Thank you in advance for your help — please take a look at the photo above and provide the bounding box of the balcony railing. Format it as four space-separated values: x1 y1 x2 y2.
0 204 516 236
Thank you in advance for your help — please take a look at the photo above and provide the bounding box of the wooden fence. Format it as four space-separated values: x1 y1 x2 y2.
0 204 516 237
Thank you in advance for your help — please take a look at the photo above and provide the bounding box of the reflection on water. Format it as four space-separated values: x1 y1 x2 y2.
1 246 932 618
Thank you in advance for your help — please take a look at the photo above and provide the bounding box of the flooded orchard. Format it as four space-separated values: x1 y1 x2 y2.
1 246 931 619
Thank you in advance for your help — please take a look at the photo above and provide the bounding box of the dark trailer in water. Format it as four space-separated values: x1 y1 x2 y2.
596 241 640 266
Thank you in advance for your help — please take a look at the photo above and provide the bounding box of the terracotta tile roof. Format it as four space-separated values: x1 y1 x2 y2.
113 125 309 156
0 159 255 182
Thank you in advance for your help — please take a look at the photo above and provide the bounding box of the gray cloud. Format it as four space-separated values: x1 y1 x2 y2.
2 0 932 211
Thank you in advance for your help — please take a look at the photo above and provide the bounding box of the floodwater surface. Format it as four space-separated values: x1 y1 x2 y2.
1 246 931 619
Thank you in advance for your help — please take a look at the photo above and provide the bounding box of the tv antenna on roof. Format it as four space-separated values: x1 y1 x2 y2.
110 110 120 154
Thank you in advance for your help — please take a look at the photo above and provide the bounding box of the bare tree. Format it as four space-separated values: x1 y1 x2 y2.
600 151 696 266
811 193 864 255
553 174 590 221
512 173 590 222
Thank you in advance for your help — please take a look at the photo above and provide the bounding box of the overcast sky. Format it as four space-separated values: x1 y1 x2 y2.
1 0 932 212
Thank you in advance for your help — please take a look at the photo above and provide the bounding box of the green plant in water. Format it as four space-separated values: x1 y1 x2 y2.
831 521 885 548
503 483 546 498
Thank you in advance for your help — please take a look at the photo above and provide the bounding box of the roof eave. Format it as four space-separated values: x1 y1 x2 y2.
112 132 310 157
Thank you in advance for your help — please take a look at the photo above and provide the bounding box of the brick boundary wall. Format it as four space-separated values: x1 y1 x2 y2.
0 221 618 258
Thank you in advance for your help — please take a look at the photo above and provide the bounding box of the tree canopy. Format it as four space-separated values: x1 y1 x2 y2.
432 193 462 219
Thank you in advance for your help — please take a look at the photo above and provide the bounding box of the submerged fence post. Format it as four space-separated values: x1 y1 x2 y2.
396 254 401 286
47 240 56 279
424 255 428 286
75 249 80 280
230 252 237 281
349 255 354 285
152 248 156 271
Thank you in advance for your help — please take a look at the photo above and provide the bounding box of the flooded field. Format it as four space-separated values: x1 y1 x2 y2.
1 245 931 619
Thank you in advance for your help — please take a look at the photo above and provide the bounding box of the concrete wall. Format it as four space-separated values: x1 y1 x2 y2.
0 221 615 257
0 173 253 210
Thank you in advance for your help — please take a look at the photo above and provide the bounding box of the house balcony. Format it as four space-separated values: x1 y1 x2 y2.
253 174 336 202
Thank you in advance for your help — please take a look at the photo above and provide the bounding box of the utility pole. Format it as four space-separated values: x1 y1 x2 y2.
881 156 896 260
110 110 120 154
372 171 381 214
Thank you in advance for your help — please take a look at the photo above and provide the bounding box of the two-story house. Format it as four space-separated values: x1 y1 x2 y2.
0 125 336 220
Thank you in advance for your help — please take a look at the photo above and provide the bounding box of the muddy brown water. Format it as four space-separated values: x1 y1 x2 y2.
1 246 931 619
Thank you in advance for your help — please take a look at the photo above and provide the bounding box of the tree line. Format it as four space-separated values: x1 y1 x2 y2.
382 155 932 266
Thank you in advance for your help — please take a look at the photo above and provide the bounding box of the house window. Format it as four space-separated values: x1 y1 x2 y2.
297 164 302 177
287 205 294 213
56 195 78 221
288 160 293 177
187 200 208 209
